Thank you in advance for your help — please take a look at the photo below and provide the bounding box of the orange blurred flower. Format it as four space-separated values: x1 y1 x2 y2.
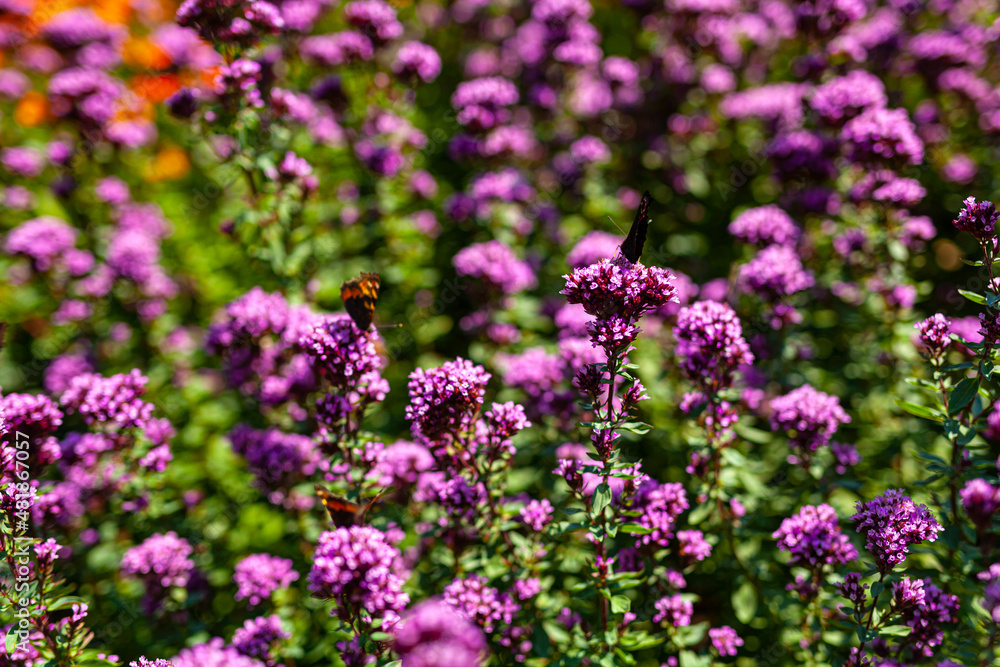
144 145 190 181
123 36 172 69
131 74 180 102
14 92 48 127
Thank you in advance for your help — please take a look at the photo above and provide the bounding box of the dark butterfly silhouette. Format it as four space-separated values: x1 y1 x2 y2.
340 272 381 331
315 484 383 527
619 191 652 264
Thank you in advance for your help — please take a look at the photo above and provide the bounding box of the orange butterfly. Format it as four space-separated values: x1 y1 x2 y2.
315 484 383 527
340 272 381 331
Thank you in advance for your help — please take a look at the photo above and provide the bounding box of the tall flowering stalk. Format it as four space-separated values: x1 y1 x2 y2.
561 256 675 652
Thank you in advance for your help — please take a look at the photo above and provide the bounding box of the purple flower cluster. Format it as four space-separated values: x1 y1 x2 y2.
171 638 266 667
737 245 814 300
562 258 676 324
451 77 519 130
728 205 800 247
406 358 491 441
914 314 951 359
298 316 385 390
233 553 300 606
894 578 960 658
121 532 195 611
4 216 90 273
520 498 553 531
674 300 753 390
443 574 520 635
709 626 743 657
632 480 689 548
231 614 289 662
840 107 924 167
307 526 410 626
175 0 284 46
809 70 887 124
653 594 692 627
453 240 537 295
392 598 487 667
772 504 857 569
851 489 942 573
769 384 850 459
206 287 319 404
59 370 155 430
960 478 1000 531
952 196 998 244
566 231 622 269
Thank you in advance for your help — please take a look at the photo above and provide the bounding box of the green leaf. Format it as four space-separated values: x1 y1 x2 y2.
958 289 987 306
879 625 912 637
593 483 612 514
949 377 980 414
370 632 393 642
732 581 758 624
895 399 942 422
621 523 652 535
904 378 937 389
611 595 630 614
871 581 885 598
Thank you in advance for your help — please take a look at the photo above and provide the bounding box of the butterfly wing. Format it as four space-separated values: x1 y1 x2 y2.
315 484 361 528
620 191 652 264
340 272 381 331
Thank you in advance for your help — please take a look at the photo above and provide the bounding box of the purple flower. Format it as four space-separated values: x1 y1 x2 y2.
451 77 519 131
569 135 611 165
653 594 692 627
562 259 676 324
230 425 319 497
567 231 622 269
60 370 155 430
810 70 887 124
941 154 977 184
952 196 998 244
406 358 491 441
298 316 385 390
979 565 1000 624
520 498 553 531
232 614 289 662
737 245 814 300
677 529 712 562
308 526 409 626
896 579 960 658
960 478 1000 530
728 205 800 247
632 480 688 548
121 532 195 609
392 598 486 667
234 554 300 606
773 504 857 568
171 638 266 667
769 385 850 457
301 31 374 66
709 626 743 657
851 489 943 573
719 82 805 127
915 314 951 359
4 216 77 271
674 300 753 390
343 0 402 41
393 41 441 82
838 572 868 608
453 240 537 295
1 146 45 177
175 0 284 46
840 107 924 167
443 574 519 634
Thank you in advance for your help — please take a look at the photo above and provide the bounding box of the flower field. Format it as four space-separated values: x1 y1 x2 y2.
2 0 1000 665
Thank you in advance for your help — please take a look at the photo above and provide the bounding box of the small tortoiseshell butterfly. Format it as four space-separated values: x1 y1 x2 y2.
315 484 382 527
619 191 652 264
340 272 381 331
